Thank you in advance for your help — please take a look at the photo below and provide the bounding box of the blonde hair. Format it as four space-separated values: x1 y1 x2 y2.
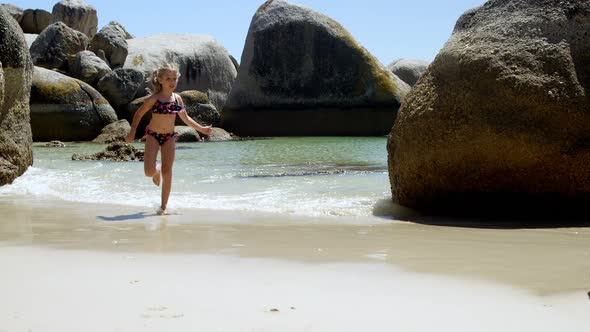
150 63 181 94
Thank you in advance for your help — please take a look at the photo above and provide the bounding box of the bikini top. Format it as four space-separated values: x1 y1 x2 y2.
151 94 185 115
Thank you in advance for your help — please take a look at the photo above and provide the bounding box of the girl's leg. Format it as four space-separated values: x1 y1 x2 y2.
144 135 161 186
159 138 176 213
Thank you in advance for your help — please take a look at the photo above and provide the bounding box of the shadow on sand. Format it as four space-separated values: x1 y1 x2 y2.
372 196 590 229
97 212 157 222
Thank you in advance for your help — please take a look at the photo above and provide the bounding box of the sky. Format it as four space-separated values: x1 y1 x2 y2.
11 0 486 66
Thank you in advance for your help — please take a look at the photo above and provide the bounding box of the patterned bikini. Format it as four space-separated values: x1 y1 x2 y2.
146 94 185 145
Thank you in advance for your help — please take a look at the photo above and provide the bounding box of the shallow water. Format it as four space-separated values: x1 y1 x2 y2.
0 137 391 218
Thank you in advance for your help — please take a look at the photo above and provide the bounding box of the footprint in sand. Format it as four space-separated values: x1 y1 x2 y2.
148 306 168 311
142 306 184 319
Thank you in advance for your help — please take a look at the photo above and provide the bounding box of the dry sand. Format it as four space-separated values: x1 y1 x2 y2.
0 197 589 331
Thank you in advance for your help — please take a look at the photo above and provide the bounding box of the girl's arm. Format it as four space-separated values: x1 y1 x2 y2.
125 96 157 143
177 95 213 136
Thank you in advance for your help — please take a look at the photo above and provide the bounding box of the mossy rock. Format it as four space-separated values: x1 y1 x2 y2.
179 90 209 104
0 7 34 186
388 0 590 214
30 66 117 141
221 0 409 136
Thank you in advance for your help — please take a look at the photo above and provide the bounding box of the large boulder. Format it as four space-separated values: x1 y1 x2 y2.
0 4 23 23
96 68 144 117
126 95 150 137
387 58 430 87
123 33 237 110
229 54 239 72
51 0 98 37
21 8 52 34
0 63 3 110
179 90 219 126
221 0 409 136
387 0 590 212
30 66 117 141
68 50 112 85
0 7 34 186
89 21 128 69
30 22 88 71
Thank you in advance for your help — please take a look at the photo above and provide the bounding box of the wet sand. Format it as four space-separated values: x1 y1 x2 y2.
1 197 589 331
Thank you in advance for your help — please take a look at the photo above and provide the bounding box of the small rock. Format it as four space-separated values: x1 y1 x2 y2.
205 127 237 142
72 142 144 161
45 140 66 147
269 308 279 312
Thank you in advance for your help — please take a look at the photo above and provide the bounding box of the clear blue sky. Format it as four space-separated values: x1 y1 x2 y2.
12 0 485 65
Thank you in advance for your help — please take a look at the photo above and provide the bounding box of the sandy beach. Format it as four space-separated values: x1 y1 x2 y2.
1 196 589 331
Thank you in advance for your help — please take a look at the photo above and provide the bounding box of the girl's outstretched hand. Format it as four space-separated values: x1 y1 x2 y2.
201 125 213 136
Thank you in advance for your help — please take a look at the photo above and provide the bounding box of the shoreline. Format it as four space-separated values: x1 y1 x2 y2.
1 196 589 295
1 196 589 331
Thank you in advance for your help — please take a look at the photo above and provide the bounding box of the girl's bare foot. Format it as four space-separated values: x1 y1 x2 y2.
152 164 161 186
156 206 168 215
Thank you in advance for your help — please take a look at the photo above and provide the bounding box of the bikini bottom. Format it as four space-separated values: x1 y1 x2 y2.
146 127 178 145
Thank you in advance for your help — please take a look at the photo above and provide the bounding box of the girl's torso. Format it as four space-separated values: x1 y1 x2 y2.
147 93 182 133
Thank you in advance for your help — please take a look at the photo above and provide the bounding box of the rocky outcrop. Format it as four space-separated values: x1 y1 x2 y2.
179 90 219 126
221 0 409 136
126 95 150 137
72 141 144 161
206 127 235 142
68 50 112 85
30 22 88 71
0 7 34 185
52 0 98 37
21 9 52 34
190 103 219 126
387 58 429 87
388 0 590 212
175 126 201 142
123 34 237 109
92 119 130 143
96 68 144 117
89 21 129 69
0 63 3 112
30 66 117 141
0 4 23 23
229 54 239 72
107 21 133 39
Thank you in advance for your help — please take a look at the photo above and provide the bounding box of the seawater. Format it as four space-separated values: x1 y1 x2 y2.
0 137 391 218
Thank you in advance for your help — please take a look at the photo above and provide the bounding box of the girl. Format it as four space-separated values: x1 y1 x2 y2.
125 63 212 215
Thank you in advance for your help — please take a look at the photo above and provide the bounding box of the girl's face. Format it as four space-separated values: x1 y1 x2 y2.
159 71 179 91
